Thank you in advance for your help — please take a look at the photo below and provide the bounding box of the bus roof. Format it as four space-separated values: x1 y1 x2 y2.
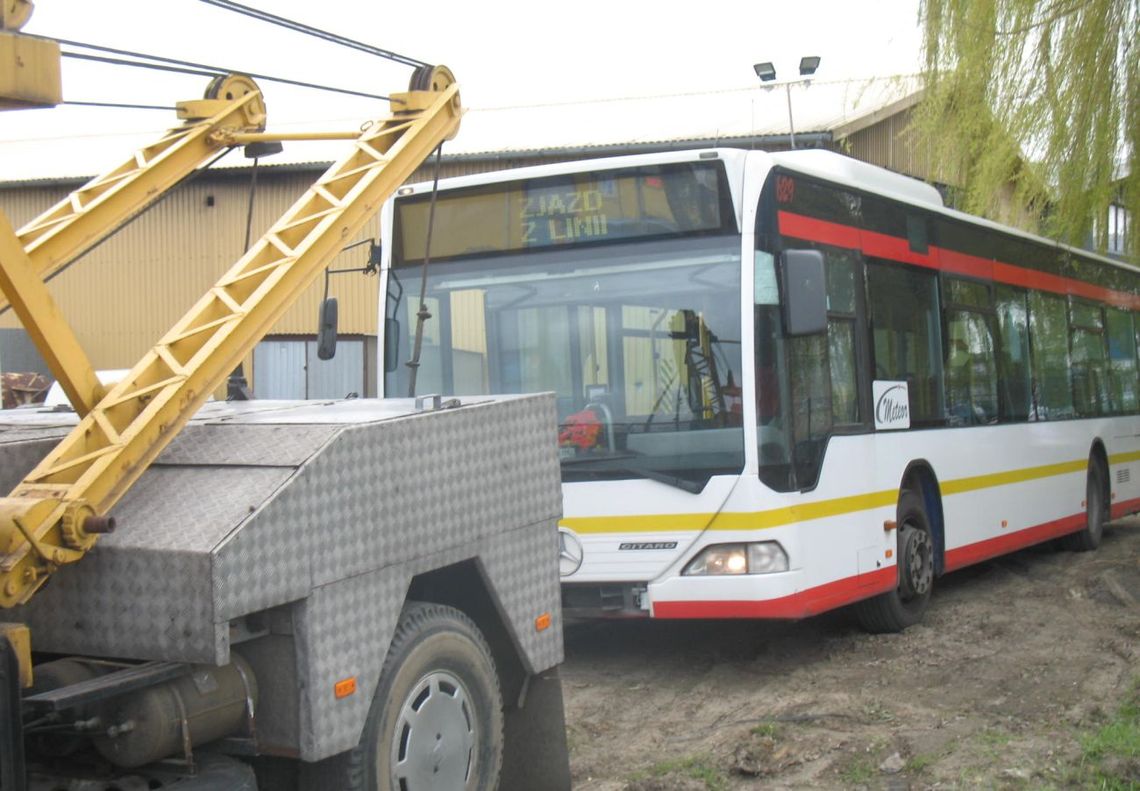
768 150 944 208
397 148 1138 276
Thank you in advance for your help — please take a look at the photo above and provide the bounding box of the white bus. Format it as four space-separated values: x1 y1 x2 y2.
376 148 1140 631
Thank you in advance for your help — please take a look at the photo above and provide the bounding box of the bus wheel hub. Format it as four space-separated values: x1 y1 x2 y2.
900 525 932 599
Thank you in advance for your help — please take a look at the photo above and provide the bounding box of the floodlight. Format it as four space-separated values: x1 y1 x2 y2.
753 62 776 82
798 56 821 76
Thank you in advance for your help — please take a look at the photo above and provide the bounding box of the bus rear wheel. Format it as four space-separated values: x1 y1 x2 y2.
854 489 934 634
1063 458 1108 552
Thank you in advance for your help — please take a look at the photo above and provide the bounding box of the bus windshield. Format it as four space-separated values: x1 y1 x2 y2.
384 235 745 491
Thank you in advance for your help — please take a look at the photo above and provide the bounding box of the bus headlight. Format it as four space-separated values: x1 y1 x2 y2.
682 542 789 575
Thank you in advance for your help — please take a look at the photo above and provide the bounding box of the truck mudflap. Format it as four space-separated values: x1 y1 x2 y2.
501 667 572 791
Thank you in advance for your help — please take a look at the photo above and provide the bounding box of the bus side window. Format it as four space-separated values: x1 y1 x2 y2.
942 277 997 426
995 286 1032 421
1104 307 1137 413
1068 299 1109 417
1027 291 1074 420
784 249 862 488
944 312 997 425
866 261 943 425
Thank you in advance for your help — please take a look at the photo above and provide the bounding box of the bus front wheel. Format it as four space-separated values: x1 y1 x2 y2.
854 489 934 633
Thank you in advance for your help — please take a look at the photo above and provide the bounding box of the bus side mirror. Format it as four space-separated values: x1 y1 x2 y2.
780 249 827 336
383 317 401 373
317 297 338 360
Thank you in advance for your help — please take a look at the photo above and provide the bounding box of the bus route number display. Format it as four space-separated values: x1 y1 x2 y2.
518 187 609 246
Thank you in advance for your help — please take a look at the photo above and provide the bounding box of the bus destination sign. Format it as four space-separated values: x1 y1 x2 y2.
394 161 733 265
519 188 609 245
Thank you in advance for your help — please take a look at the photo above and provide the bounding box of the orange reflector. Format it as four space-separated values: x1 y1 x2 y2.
1001 520 1008 528
534 612 552 632
334 677 357 699
885 549 893 559
883 520 897 532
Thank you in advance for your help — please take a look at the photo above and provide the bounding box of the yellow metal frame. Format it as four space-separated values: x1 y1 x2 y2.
1 76 267 314
0 75 268 415
1 2 59 110
0 623 31 687
0 30 60 109
0 66 462 607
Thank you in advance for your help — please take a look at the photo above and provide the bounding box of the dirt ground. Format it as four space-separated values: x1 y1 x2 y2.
559 517 1140 790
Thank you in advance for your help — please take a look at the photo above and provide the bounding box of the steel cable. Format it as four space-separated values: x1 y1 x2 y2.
198 0 430 69
55 38 395 102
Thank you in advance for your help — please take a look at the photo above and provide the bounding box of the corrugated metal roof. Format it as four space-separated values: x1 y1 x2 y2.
454 75 921 155
0 75 922 183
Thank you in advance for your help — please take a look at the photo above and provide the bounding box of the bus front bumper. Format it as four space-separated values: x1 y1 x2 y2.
647 566 896 620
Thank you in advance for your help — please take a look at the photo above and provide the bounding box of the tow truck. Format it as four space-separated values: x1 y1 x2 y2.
0 3 570 788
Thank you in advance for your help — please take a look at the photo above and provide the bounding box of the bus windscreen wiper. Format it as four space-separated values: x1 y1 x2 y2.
561 455 704 494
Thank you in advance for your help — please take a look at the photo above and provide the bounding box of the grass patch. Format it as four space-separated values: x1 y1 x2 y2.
750 721 783 739
838 755 877 785
634 755 728 791
905 752 936 774
976 727 1012 758
1071 680 1140 790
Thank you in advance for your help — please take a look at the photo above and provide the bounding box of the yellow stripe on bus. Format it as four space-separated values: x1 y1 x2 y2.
940 459 1087 495
561 489 899 534
560 451 1125 535
1109 450 1140 465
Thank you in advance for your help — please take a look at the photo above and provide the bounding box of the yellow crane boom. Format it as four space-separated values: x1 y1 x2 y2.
0 76 268 316
0 64 462 607
0 75 268 415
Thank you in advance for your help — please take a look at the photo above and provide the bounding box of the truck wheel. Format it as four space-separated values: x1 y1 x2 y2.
1063 458 1108 552
347 602 503 791
854 489 934 633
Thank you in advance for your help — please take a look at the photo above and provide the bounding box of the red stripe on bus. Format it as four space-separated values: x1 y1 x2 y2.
776 211 860 250
938 247 993 280
651 566 896 620
777 210 1140 310
859 227 935 269
1111 496 1140 519
943 513 1085 572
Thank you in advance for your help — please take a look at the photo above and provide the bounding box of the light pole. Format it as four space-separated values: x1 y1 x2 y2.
752 56 821 150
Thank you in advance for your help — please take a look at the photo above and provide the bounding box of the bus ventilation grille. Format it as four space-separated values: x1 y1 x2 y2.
1117 468 1131 485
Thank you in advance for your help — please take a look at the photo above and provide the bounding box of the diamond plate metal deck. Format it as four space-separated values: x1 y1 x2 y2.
0 394 562 760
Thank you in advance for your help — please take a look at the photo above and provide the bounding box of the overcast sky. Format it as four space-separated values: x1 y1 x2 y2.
4 0 925 178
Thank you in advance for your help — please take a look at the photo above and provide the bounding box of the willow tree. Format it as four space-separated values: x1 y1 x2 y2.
916 0 1138 257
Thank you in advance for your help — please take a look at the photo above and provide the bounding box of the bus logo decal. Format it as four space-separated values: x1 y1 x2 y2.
558 528 585 577
873 381 910 430
618 542 679 551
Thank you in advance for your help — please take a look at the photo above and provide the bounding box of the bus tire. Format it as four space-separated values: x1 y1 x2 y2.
1063 458 1108 552
340 602 504 791
854 489 934 633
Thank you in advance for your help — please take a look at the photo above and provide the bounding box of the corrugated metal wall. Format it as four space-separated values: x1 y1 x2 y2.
841 107 933 182
0 170 383 371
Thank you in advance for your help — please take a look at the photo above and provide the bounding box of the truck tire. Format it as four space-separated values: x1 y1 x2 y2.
853 489 934 633
1063 457 1108 552
343 602 503 791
